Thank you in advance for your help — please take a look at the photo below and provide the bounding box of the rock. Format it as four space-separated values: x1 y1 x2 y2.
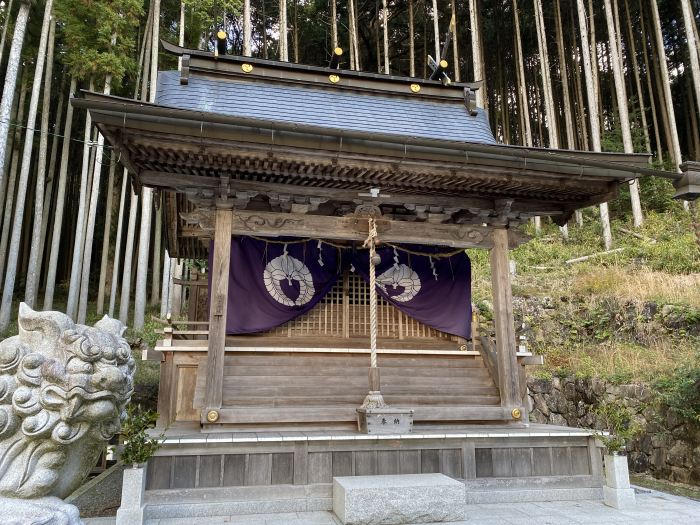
528 378 552 395
576 400 587 418
670 467 691 484
642 302 658 321
660 305 674 318
0 496 82 525
0 304 135 521
650 448 667 470
550 413 567 427
530 408 548 424
664 409 683 430
541 296 555 309
667 442 692 468
564 380 576 400
546 389 568 414
628 452 649 473
532 394 550 417
591 377 606 397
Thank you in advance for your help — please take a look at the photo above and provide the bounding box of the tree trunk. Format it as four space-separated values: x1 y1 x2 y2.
431 0 440 60
349 0 357 69
66 78 96 319
178 1 185 69
512 0 531 147
639 1 663 159
109 168 128 317
331 0 337 49
451 0 459 81
0 0 15 70
150 206 162 305
0 76 26 285
681 0 700 120
244 0 251 56
78 73 113 324
119 190 139 325
159 250 172 317
409 0 415 77
25 16 55 308
382 0 389 73
469 0 485 107
0 66 21 241
650 0 683 171
134 0 161 329
587 0 602 131
623 0 651 153
534 0 559 149
43 76 77 310
604 0 643 227
96 156 117 315
0 0 30 197
555 0 576 150
576 0 612 250
280 0 288 61
293 0 299 62
0 0 53 331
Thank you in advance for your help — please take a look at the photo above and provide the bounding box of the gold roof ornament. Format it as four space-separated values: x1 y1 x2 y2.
329 74 340 84
241 63 253 73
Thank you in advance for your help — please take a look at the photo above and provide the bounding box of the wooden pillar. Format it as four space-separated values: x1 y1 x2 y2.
490 228 522 420
202 208 232 421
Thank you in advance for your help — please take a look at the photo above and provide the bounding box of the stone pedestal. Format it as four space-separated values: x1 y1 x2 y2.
603 454 635 509
116 465 147 525
333 473 465 525
0 496 82 525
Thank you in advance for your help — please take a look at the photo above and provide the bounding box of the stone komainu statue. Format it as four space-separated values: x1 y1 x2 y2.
0 304 135 501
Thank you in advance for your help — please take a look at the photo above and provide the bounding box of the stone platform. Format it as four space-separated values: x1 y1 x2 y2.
136 424 605 521
333 474 465 524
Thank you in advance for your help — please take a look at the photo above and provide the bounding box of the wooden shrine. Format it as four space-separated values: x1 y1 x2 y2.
75 42 699 507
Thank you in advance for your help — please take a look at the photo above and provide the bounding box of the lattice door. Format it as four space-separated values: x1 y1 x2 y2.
266 270 452 340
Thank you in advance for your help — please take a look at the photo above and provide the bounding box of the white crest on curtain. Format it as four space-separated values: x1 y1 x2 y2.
376 264 422 302
263 249 315 306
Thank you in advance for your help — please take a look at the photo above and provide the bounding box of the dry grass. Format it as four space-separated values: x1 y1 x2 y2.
571 266 700 308
537 337 698 383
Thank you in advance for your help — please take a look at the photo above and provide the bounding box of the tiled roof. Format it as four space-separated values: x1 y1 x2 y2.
156 70 496 144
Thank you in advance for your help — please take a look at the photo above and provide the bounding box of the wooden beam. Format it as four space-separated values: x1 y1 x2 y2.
140 170 570 216
202 208 233 416
489 228 521 418
181 209 529 249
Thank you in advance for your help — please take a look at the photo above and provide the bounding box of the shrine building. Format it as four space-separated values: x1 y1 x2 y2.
74 41 700 517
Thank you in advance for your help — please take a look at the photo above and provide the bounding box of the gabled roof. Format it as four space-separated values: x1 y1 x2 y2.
71 41 699 258
156 70 496 145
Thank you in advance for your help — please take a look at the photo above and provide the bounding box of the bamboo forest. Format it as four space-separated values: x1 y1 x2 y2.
0 0 698 336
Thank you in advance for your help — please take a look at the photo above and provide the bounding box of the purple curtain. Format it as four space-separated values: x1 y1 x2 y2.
210 237 342 334
210 237 471 338
350 245 472 339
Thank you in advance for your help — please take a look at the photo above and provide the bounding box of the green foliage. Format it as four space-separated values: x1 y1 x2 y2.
120 405 162 467
654 355 700 424
593 400 642 454
55 0 143 82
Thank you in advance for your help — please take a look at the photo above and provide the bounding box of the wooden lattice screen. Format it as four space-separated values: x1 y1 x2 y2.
265 271 455 341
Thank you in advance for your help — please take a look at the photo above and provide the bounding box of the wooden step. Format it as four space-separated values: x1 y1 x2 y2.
220 384 500 398
223 365 490 378
213 406 511 424
222 394 502 407
223 354 487 368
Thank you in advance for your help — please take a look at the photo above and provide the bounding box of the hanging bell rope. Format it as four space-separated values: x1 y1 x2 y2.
360 217 386 409
364 218 379 368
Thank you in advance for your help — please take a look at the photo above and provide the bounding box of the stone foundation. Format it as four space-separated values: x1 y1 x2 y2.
527 375 700 485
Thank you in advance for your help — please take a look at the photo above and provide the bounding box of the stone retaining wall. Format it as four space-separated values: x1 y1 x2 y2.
527 376 700 485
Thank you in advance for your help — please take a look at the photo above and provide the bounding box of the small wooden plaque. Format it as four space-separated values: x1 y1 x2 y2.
357 407 414 434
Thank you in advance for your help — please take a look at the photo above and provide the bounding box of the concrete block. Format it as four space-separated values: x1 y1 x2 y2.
116 466 147 525
604 454 631 489
333 474 465 525
603 486 636 509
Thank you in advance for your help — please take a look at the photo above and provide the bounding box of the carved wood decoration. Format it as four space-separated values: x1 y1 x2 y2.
180 208 527 249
